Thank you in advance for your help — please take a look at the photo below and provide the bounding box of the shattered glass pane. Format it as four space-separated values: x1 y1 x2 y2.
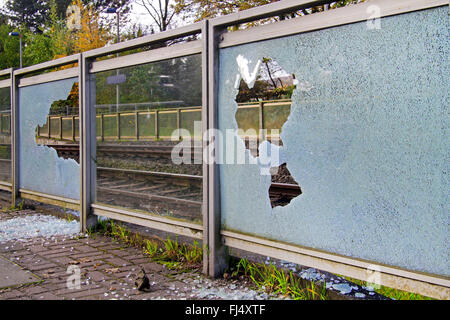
218 7 449 277
19 78 80 200
0 87 11 183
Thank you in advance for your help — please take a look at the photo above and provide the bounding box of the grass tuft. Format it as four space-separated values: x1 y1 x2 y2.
232 258 328 300
94 219 203 271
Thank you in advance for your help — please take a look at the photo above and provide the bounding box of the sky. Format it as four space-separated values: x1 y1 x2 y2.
0 0 158 30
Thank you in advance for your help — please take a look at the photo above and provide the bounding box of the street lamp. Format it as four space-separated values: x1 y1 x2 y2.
106 7 120 44
8 32 22 68
106 7 121 112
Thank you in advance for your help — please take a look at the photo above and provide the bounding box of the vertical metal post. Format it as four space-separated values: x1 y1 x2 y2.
80 54 97 232
71 115 76 141
259 101 265 142
47 116 51 138
11 68 19 206
115 12 120 114
59 116 63 140
155 110 159 139
100 114 104 142
135 111 139 140
207 22 228 277
176 108 181 140
201 20 210 275
116 112 120 140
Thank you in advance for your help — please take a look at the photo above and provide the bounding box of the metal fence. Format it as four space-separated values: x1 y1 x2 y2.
0 0 448 299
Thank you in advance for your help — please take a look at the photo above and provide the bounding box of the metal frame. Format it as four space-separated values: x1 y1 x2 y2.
219 0 448 48
10 54 81 207
0 0 447 299
91 203 202 239
0 69 13 194
222 230 450 299
80 21 207 240
20 188 80 211
90 40 202 74
0 79 11 89
11 68 19 205
18 68 78 87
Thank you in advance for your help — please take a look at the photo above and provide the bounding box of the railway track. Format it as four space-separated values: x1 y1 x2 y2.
0 143 301 217
96 167 301 219
96 167 203 221
52 144 202 159
0 143 202 160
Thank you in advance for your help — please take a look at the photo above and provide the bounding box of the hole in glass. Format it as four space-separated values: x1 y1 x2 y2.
35 82 79 163
235 56 301 208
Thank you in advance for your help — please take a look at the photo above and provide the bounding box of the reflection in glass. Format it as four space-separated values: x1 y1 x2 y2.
93 54 203 224
0 87 11 183
234 57 300 207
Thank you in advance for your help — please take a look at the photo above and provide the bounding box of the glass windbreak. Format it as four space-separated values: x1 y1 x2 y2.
93 54 203 224
0 87 11 183
20 77 80 199
217 7 449 277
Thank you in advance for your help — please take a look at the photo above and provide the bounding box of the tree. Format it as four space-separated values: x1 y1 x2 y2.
5 0 49 32
0 23 20 69
173 0 367 24
4 0 132 32
71 0 111 53
173 0 276 23
135 0 177 32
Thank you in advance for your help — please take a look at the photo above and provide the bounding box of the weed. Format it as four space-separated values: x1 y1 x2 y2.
231 258 328 300
144 240 159 257
6 200 25 212
94 220 203 271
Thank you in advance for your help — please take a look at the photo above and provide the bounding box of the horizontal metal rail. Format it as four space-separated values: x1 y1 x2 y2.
221 230 450 299
18 68 78 87
83 22 203 59
0 68 13 77
0 79 11 89
14 54 80 77
0 181 12 192
210 0 332 28
95 101 190 109
219 0 448 48
19 188 80 211
91 203 203 239
90 40 202 73
97 167 202 181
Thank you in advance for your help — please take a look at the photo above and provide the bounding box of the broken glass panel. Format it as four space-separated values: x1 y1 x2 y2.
218 7 449 277
19 78 80 200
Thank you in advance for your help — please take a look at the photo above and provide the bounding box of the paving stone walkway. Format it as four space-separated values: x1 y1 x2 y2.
0 210 270 300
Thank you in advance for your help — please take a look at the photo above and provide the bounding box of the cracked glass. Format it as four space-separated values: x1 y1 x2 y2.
217 7 449 277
